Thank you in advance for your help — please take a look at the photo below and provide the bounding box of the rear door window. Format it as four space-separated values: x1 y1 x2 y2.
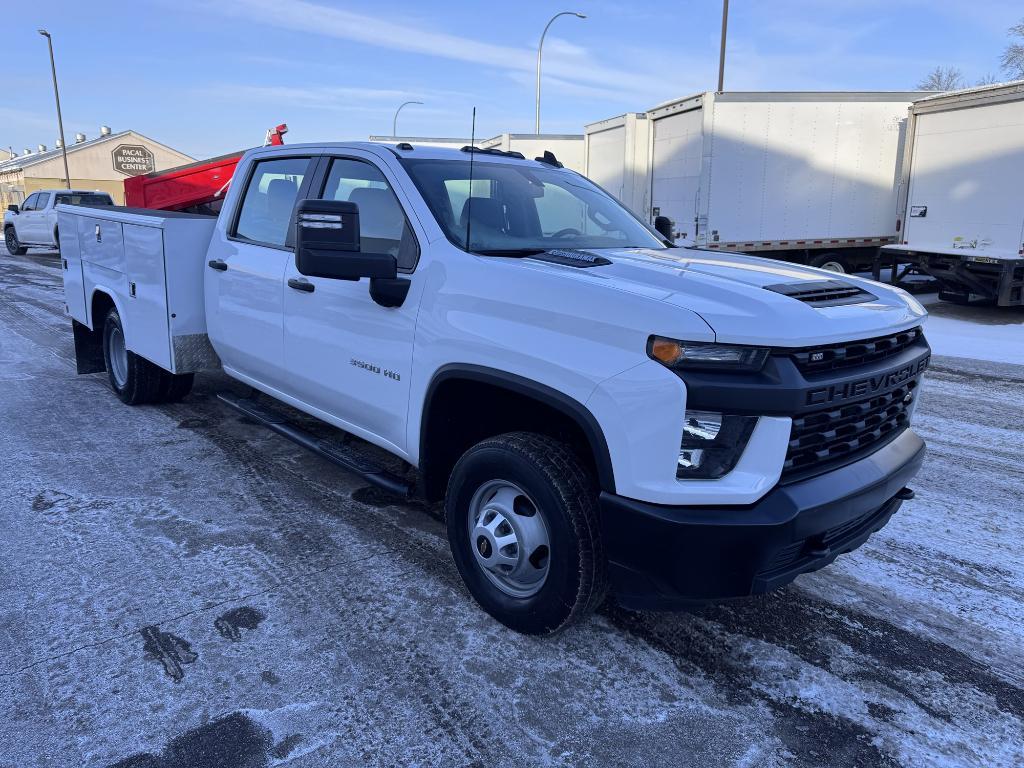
233 156 312 248
320 157 420 271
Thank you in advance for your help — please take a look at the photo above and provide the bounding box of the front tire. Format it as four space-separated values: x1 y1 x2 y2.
445 432 606 635
102 307 163 405
5 227 27 256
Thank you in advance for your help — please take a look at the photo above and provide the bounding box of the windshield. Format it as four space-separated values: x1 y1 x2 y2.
56 193 113 206
401 158 665 254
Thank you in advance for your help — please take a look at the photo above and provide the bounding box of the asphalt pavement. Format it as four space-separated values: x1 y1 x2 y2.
1 250 1022 767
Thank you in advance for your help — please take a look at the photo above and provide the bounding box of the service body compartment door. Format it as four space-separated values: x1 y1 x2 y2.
57 209 87 322
123 222 172 370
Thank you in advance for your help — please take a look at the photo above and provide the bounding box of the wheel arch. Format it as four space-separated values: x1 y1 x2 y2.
419 364 616 502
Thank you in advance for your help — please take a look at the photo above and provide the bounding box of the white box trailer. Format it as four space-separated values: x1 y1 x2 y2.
583 113 651 216
58 205 220 375
478 134 585 173
882 81 1024 306
588 91 920 273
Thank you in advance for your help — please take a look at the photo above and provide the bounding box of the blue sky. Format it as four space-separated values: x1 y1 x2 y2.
2 0 1022 159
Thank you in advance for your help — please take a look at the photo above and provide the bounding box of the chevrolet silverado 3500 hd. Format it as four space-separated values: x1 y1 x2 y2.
57 142 930 634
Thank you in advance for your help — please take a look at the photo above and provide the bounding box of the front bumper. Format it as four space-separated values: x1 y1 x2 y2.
600 427 925 610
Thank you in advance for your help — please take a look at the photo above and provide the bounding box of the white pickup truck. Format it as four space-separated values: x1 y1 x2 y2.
57 142 930 634
5 189 113 254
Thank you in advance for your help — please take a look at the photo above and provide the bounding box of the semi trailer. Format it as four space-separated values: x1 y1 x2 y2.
883 81 1024 306
58 141 929 634
585 92 921 273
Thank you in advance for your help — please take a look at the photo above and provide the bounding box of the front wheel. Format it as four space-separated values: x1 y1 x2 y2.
102 307 164 405
445 432 606 635
5 227 27 256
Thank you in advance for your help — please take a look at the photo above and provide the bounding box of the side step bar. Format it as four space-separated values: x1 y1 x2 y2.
217 392 414 499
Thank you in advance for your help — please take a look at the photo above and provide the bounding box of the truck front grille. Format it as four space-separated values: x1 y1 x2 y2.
788 327 924 374
782 379 918 481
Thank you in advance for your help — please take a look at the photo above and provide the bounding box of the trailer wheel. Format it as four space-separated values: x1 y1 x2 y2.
445 432 607 635
157 371 195 403
102 307 163 405
4 227 27 256
810 252 848 273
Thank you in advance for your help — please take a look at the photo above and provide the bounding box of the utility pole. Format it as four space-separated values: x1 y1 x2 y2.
38 29 71 189
535 11 586 134
717 0 729 93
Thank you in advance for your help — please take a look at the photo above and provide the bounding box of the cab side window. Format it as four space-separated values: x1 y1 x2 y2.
234 157 311 248
36 193 51 210
320 158 420 271
21 193 39 212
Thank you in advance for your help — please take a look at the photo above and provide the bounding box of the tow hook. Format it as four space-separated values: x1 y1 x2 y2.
896 487 915 501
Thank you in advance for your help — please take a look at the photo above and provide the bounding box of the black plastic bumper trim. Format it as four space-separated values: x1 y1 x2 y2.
599 428 925 610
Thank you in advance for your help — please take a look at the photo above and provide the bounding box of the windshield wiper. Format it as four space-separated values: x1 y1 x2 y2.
475 248 547 258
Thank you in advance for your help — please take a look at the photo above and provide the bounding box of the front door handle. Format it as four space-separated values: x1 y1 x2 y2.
288 277 315 293
207 259 228 271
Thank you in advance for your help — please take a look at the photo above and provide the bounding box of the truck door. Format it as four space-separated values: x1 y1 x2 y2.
205 154 315 391
282 152 424 456
16 193 43 244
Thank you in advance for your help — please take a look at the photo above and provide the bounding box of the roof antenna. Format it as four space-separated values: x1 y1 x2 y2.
464 106 476 253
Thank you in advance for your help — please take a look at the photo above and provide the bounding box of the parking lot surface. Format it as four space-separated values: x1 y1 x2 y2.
1 251 1022 767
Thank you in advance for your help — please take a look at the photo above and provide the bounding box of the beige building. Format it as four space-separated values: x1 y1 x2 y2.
0 128 193 209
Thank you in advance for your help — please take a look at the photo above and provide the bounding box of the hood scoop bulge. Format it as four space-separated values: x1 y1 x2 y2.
763 279 877 307
528 249 612 268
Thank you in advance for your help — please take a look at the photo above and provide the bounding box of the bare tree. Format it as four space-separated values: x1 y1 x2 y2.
917 66 965 91
976 73 999 86
1002 20 1024 79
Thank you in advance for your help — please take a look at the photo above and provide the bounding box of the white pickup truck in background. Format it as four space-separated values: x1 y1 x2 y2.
56 141 930 634
4 189 114 255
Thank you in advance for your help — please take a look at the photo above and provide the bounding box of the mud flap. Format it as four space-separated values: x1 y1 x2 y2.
72 319 105 374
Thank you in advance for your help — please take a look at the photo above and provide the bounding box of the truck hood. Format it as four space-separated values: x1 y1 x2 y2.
528 247 927 346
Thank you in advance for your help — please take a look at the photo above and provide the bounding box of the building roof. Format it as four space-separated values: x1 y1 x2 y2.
0 130 192 173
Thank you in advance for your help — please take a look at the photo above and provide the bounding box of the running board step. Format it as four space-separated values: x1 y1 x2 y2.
217 392 414 499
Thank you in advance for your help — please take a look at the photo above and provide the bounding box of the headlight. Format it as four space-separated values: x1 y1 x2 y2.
678 410 757 479
648 336 769 372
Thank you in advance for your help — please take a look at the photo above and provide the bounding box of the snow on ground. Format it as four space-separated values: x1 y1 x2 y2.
918 293 1024 365
1 250 1022 767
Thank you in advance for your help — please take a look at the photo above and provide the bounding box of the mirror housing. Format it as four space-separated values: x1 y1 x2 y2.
294 198 397 281
7 204 19 214
654 215 674 242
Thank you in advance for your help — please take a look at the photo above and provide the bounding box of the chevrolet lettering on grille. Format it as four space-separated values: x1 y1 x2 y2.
806 357 930 406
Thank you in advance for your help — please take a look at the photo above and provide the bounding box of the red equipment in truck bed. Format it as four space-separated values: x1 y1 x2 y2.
123 150 242 213
123 123 287 212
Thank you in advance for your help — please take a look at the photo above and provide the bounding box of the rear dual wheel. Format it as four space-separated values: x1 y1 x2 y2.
102 307 193 405
445 432 606 635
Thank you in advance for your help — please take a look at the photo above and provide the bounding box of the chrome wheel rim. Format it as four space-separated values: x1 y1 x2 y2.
108 325 128 388
819 260 846 273
467 480 550 599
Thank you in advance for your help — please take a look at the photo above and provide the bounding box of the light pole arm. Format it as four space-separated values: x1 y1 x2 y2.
393 101 423 137
535 11 585 134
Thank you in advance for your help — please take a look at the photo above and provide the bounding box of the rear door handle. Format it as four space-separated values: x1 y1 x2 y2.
288 277 315 293
207 259 228 271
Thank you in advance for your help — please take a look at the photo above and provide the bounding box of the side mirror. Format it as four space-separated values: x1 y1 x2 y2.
654 215 674 241
7 204 19 214
294 199 396 281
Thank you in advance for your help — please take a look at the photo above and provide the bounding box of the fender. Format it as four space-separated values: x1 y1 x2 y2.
421 363 616 494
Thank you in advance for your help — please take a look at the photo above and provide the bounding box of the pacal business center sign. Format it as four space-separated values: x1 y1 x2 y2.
112 144 155 176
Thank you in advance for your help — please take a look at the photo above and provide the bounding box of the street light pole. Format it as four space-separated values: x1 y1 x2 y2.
393 101 423 137
38 30 71 190
717 0 729 93
535 11 586 134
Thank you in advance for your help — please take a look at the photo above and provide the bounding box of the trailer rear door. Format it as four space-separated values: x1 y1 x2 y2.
904 98 1024 259
651 106 703 245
